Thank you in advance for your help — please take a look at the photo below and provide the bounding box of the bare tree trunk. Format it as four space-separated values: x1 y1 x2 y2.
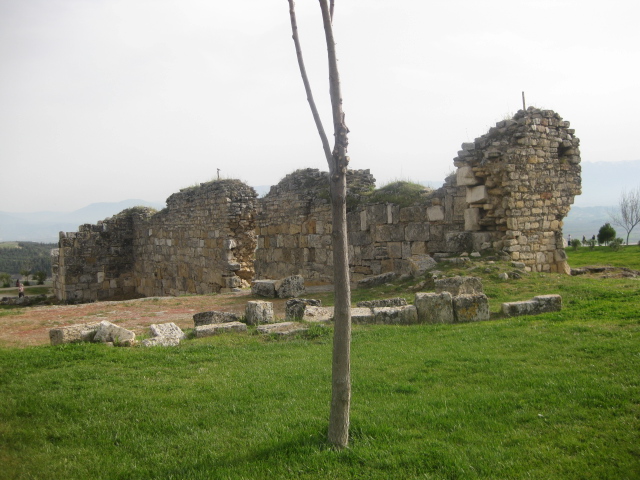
287 0 352 448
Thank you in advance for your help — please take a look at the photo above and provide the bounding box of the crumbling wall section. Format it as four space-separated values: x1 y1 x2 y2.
51 207 153 302
133 180 258 296
453 107 581 272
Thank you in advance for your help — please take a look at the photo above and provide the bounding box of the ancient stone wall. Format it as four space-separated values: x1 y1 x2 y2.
51 208 151 302
133 180 257 296
52 180 257 301
52 108 580 301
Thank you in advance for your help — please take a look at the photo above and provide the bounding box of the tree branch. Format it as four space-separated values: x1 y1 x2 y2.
287 0 333 166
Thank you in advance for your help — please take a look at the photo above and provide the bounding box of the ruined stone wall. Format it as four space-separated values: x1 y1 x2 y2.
52 108 580 302
51 208 152 302
133 180 257 296
254 168 375 281
254 108 580 280
453 107 581 272
52 180 257 301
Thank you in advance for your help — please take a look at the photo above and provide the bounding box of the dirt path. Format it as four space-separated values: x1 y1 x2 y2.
0 291 294 348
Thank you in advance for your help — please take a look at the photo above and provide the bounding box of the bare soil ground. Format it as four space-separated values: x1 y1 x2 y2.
0 290 295 348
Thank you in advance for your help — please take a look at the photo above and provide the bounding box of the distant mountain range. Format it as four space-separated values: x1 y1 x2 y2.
2 160 639 243
0 200 165 243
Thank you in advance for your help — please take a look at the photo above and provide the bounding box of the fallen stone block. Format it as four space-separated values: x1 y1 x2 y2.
195 321 247 338
408 254 438 277
302 305 334 322
357 272 396 288
93 320 136 346
414 292 454 324
193 311 241 327
149 322 185 340
251 280 277 298
452 294 490 323
350 307 375 325
49 322 101 346
356 297 407 308
256 322 308 336
435 276 484 296
141 336 181 347
245 301 274 325
275 275 305 298
285 298 322 320
501 294 562 317
372 305 418 325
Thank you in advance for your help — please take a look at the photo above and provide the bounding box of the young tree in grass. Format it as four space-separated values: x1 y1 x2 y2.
287 0 351 448
609 187 640 245
597 223 616 245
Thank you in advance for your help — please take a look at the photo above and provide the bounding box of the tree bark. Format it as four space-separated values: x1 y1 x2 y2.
318 0 351 449
286 0 352 448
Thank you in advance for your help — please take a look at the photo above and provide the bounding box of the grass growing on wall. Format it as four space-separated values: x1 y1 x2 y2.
0 249 639 479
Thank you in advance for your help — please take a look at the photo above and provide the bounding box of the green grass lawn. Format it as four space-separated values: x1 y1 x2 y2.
1 250 639 479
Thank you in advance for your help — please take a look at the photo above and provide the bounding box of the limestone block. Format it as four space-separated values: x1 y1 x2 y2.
426 206 445 221
414 292 454 324
357 272 396 288
408 254 438 276
93 320 136 345
356 297 407 308
457 166 480 186
285 298 322 320
452 294 490 323
195 321 247 337
466 185 489 204
435 276 484 296
193 310 241 327
372 305 418 325
532 294 562 313
405 223 430 242
374 224 405 242
256 322 308 336
302 305 334 322
275 275 305 298
350 307 375 324
464 208 481 231
245 300 274 325
141 336 181 347
251 279 277 298
49 322 101 346
149 322 185 340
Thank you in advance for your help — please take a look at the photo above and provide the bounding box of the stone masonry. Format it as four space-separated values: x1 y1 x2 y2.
52 108 580 301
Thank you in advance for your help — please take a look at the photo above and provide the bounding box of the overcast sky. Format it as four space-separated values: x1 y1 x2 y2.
1 0 638 213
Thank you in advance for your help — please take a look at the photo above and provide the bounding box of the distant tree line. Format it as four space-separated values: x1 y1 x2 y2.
0 242 56 276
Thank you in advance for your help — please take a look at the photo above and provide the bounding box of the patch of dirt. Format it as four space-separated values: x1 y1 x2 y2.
0 290 295 348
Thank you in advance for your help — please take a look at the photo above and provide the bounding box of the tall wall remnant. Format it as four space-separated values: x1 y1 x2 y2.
52 180 257 302
52 108 580 302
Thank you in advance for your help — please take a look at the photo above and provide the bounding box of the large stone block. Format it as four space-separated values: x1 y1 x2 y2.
457 166 480 186
357 272 396 288
435 276 484 296
302 305 334 322
502 294 562 316
350 307 375 324
408 254 438 277
93 320 136 345
372 305 418 325
452 294 490 323
149 322 185 340
275 275 305 298
356 297 407 308
464 208 481 231
251 279 277 298
414 292 454 324
49 322 101 346
285 298 322 320
195 321 247 337
256 322 308 336
193 310 241 327
245 300 274 325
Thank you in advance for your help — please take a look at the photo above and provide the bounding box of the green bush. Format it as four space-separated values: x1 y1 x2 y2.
610 238 624 251
597 223 616 245
570 238 581 250
365 180 430 208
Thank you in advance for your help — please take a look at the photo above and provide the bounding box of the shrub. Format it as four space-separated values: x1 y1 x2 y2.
365 181 431 208
586 239 597 250
610 238 624 251
597 223 616 245
570 238 581 250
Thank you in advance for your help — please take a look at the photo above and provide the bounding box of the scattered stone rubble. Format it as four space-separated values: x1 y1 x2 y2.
48 276 563 346
251 275 306 299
